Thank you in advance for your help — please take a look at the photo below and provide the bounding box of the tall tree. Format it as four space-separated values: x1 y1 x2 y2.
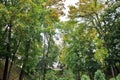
99 1 120 77
0 0 42 80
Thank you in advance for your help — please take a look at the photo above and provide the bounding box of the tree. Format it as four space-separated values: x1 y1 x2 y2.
0 0 42 80
59 20 102 80
99 1 120 77
67 0 120 79
0 0 119 80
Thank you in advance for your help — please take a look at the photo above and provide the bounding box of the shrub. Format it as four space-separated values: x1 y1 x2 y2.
94 70 105 80
116 74 120 80
109 74 120 80
81 74 90 80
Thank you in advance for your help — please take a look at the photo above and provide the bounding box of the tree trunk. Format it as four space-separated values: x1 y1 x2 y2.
42 33 46 80
90 73 94 80
3 22 12 80
76 71 80 80
19 64 25 80
8 40 21 80
113 64 119 76
111 65 115 78
114 65 120 75
3 56 9 80
19 40 30 80
43 63 46 80
77 71 80 80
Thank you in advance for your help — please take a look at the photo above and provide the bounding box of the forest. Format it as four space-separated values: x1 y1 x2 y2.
0 0 120 80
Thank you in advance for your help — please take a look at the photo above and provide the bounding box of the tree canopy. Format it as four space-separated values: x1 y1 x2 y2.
0 0 120 80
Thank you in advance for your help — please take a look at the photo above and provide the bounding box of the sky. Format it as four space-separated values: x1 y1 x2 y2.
60 0 79 21
59 0 108 21
53 1 80 67
54 0 79 47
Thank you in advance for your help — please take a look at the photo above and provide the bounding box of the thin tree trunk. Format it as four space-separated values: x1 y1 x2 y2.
42 47 46 80
114 65 119 74
3 22 12 80
3 56 9 80
19 40 30 80
39 71 40 80
43 64 46 80
8 40 21 80
77 71 80 80
42 33 46 80
42 33 51 80
90 73 94 80
76 71 80 80
19 64 25 80
111 65 115 78
113 64 119 76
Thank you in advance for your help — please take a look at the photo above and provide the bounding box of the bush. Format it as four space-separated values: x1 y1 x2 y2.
46 70 57 80
109 74 120 80
81 74 90 80
116 74 120 80
94 70 105 80
109 78 115 80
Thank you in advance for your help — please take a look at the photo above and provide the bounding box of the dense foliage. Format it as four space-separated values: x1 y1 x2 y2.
0 0 120 80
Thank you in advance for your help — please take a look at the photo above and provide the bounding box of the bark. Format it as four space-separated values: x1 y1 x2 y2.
113 64 119 76
42 33 50 80
19 40 30 80
42 33 46 80
3 56 9 80
3 21 12 80
43 63 46 80
114 65 120 75
19 64 25 80
77 71 80 80
42 49 46 80
111 65 115 78
90 73 94 80
8 40 21 80
76 71 80 80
